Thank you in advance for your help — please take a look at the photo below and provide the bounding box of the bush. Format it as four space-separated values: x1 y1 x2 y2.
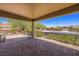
46 34 57 40
46 34 79 46
35 31 44 37
10 28 17 34
26 30 32 36
74 39 79 45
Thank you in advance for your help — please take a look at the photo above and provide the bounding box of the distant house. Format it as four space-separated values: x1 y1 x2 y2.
0 24 11 33
46 27 54 31
46 27 69 31
62 27 69 31
62 28 69 31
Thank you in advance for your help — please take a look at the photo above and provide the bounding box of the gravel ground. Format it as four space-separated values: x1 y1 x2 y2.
0 35 79 56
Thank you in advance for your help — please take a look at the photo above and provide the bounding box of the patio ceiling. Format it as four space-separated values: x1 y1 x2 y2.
0 3 79 21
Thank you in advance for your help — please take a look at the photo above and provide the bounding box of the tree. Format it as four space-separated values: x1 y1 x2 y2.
8 19 47 33
9 19 31 32
35 22 47 30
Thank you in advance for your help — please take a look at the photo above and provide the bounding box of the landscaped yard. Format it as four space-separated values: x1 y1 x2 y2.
34 31 79 46
0 34 79 56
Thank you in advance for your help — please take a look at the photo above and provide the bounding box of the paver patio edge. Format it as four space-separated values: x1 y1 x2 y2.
36 37 79 51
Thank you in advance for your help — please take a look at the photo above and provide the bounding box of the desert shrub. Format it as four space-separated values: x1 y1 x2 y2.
74 39 79 45
46 34 54 39
35 30 44 37
10 28 17 34
46 34 79 46
26 30 32 36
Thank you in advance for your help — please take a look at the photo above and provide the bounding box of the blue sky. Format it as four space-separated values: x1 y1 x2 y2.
0 17 8 24
0 12 79 27
39 12 79 27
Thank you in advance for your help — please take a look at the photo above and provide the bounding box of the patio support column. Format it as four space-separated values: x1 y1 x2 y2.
31 19 35 38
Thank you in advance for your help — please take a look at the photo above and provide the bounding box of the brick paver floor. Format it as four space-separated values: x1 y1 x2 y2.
0 35 79 56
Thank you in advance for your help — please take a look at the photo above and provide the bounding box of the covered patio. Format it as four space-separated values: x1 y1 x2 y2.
0 3 79 56
0 34 78 56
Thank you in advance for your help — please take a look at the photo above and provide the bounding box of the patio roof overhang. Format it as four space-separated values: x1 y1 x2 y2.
0 3 79 21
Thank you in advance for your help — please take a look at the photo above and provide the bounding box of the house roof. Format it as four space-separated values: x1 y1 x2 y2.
0 24 11 27
0 3 79 21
